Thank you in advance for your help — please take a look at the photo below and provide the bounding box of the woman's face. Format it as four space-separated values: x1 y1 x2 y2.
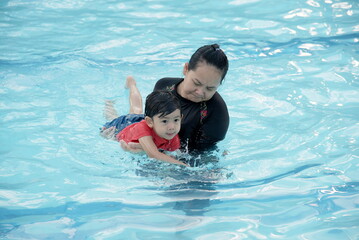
178 62 222 103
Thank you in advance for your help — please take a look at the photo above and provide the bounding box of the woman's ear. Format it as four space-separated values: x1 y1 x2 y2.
145 116 154 128
182 62 189 76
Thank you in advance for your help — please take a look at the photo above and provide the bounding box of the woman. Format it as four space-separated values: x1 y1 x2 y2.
153 44 229 152
108 44 229 153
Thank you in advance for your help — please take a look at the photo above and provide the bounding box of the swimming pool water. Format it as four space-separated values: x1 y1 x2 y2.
1 0 358 239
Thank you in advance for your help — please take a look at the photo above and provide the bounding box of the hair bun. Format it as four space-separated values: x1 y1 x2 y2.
211 44 220 51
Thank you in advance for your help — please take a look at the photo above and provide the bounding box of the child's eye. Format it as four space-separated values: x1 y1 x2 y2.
174 118 180 123
161 120 168 124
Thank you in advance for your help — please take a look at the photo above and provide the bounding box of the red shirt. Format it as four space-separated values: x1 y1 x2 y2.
116 120 180 151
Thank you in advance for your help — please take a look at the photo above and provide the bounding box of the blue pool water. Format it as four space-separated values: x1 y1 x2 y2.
1 0 359 239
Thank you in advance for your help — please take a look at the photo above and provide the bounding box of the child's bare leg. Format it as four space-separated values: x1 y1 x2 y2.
126 76 143 114
103 100 119 121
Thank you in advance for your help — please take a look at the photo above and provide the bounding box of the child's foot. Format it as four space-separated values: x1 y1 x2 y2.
125 76 137 89
103 100 119 121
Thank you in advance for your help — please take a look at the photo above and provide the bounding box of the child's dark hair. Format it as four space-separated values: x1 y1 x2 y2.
145 91 181 118
188 44 229 83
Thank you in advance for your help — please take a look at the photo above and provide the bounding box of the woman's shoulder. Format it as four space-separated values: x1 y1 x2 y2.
209 92 228 109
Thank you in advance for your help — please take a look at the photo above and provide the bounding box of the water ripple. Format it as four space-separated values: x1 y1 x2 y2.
1 0 358 239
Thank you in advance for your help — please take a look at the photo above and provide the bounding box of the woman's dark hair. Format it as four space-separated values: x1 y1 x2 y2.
145 91 181 118
188 44 229 83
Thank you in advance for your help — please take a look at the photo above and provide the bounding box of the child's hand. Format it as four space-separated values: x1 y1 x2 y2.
100 126 116 140
177 161 190 167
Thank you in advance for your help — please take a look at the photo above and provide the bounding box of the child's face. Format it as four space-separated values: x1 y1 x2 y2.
148 109 181 140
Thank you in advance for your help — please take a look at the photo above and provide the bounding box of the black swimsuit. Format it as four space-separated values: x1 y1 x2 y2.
154 78 229 152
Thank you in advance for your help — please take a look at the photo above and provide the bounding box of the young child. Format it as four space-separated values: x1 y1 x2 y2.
101 76 188 167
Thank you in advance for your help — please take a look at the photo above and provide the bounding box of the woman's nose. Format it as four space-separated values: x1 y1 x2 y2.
195 87 205 97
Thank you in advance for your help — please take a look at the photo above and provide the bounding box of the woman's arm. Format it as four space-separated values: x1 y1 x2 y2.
138 136 189 167
192 93 229 151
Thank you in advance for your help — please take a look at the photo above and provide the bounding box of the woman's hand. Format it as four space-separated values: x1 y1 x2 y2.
120 140 144 153
100 126 117 140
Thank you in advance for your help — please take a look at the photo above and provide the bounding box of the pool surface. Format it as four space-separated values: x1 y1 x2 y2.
1 0 359 239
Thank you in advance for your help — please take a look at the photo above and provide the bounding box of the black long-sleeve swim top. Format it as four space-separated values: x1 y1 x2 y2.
154 77 229 152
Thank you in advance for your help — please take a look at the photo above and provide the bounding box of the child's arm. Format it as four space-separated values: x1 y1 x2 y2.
138 136 189 167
